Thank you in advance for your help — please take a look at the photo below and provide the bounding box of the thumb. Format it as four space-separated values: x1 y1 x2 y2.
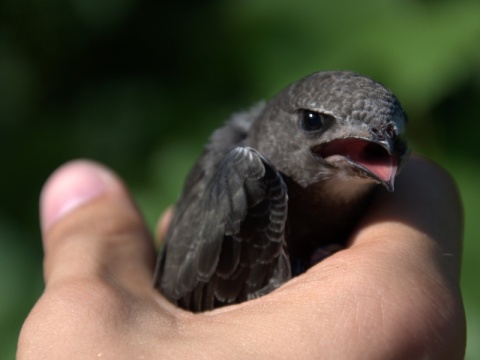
40 160 155 290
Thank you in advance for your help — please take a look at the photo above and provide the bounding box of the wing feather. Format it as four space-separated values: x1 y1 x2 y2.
156 146 290 311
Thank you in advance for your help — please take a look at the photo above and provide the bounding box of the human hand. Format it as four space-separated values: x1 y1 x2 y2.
17 156 466 359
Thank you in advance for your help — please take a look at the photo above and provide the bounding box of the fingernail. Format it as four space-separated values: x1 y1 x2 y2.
40 160 113 231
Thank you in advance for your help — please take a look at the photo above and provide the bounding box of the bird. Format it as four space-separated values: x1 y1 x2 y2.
154 71 409 312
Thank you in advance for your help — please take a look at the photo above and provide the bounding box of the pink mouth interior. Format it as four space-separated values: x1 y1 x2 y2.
316 138 397 182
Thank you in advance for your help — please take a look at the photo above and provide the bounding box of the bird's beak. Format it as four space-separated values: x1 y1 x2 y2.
359 137 397 192
313 134 405 192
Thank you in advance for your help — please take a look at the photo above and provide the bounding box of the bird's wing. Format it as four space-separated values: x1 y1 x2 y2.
155 147 290 312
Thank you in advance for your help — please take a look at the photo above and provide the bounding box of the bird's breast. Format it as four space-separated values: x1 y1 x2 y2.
284 177 375 272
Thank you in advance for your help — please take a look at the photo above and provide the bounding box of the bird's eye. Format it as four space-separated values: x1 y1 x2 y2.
301 110 328 131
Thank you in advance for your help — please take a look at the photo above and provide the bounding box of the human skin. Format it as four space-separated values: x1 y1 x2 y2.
17 156 466 359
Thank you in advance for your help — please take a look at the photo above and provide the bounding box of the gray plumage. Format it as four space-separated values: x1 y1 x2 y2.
154 71 409 312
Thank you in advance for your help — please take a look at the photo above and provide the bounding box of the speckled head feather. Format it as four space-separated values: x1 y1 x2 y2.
247 71 408 189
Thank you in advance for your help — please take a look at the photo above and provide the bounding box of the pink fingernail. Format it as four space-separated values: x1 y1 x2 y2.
40 160 112 231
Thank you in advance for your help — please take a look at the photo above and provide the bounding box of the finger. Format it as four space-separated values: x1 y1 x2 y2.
154 207 173 248
40 160 156 291
350 155 464 279
193 156 466 359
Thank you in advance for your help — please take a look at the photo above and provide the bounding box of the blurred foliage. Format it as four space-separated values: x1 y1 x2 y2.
1 0 480 358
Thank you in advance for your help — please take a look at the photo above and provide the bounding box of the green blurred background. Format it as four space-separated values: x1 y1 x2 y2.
1 0 479 357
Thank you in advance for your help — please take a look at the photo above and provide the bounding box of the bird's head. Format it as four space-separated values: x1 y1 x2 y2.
247 71 409 195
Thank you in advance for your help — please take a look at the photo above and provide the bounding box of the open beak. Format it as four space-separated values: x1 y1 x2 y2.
313 136 401 192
